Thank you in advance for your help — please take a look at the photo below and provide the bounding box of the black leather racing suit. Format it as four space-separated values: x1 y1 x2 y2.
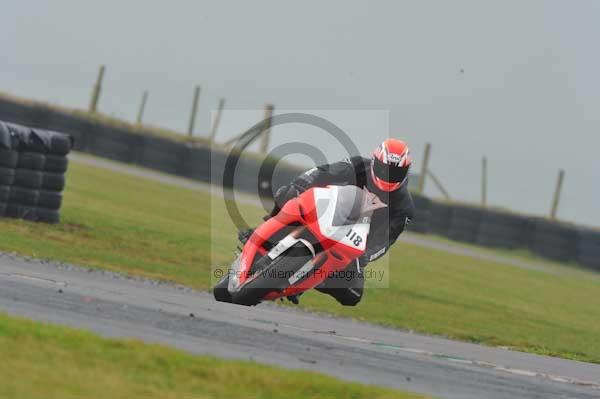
273 156 415 306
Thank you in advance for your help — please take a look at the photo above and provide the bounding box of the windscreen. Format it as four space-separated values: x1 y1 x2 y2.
329 185 367 227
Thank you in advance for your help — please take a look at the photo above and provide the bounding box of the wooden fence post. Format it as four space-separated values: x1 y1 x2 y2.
426 170 451 200
209 98 226 143
89 65 105 113
136 90 149 125
550 169 565 219
417 142 431 194
187 85 201 138
259 104 274 154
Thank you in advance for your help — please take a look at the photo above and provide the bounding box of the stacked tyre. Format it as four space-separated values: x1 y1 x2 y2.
575 229 600 271
428 200 453 236
447 204 484 244
407 194 432 233
529 218 578 263
476 210 532 249
0 122 17 217
0 121 72 224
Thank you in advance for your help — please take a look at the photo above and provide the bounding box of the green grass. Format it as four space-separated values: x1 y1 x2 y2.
1 161 600 363
0 312 424 399
299 248 600 362
0 163 212 285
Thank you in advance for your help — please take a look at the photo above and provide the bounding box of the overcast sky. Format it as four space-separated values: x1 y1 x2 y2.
2 0 599 227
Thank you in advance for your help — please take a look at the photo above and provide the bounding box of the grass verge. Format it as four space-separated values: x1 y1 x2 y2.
0 312 424 399
0 161 599 363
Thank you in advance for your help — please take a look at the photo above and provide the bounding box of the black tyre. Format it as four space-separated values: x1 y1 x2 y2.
0 121 11 149
231 243 314 306
0 185 9 203
36 207 60 224
42 172 65 191
50 134 72 156
5 204 35 219
38 190 63 210
14 169 43 189
5 204 60 224
212 276 233 303
44 155 69 173
0 167 15 185
429 202 453 235
9 187 39 206
17 152 45 170
406 208 431 233
0 149 18 168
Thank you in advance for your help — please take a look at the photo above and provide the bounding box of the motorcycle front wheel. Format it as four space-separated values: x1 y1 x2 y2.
212 275 232 303
231 243 314 306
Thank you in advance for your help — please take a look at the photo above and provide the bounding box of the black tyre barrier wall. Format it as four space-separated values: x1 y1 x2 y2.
577 229 600 271
476 211 532 250
407 193 600 270
0 120 72 224
447 205 485 244
0 97 599 269
409 195 432 233
0 97 303 199
528 219 578 263
427 200 453 236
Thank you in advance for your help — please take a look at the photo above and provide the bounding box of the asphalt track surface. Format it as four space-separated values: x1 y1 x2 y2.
1 254 599 399
0 152 597 398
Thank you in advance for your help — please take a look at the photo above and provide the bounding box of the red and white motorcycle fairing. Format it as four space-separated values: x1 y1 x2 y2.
223 185 386 304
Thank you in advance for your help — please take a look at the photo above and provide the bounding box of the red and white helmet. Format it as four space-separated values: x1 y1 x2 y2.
370 139 412 192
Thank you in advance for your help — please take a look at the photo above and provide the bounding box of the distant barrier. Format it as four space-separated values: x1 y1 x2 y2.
0 96 598 270
0 97 303 199
406 197 600 271
0 120 72 223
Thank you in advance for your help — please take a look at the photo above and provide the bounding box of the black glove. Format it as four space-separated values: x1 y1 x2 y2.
274 184 303 208
270 184 304 217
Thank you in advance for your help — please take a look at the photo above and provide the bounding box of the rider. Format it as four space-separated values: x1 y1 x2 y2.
241 138 415 306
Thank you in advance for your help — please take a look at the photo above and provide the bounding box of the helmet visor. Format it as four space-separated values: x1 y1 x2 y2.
372 157 409 184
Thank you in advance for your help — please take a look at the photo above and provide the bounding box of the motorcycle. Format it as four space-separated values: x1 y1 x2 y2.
213 185 386 306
